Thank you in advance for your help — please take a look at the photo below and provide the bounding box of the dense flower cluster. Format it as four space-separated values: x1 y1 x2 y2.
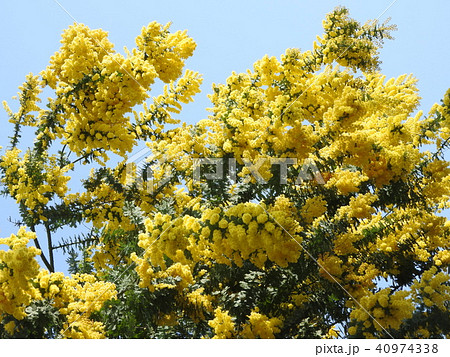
0 228 41 320
411 267 450 311
0 149 71 219
40 22 196 158
0 229 116 338
349 289 414 337
3 74 42 128
241 310 283 339
208 307 235 338
317 7 396 71
134 197 302 273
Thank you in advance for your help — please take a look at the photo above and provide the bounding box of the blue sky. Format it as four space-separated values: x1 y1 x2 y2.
0 0 449 271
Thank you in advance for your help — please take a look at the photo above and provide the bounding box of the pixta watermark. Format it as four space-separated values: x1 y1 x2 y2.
126 149 325 194
125 147 174 194
192 157 325 185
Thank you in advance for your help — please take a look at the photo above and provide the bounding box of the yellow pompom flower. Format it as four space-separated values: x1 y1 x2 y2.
208 307 235 339
241 310 283 339
301 196 327 223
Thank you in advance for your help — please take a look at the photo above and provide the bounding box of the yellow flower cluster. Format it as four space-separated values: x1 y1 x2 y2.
430 88 450 143
337 193 377 219
200 68 319 171
317 7 395 71
0 149 71 217
145 123 207 186
36 270 64 298
196 9 424 202
63 165 137 236
3 74 42 127
36 21 197 160
291 293 309 307
136 214 192 269
55 274 117 339
133 196 303 286
325 169 368 195
32 271 117 339
208 307 235 339
83 183 132 230
206 197 302 268
136 22 196 83
411 266 450 311
43 24 142 158
333 231 360 255
421 159 450 209
372 209 447 262
300 196 327 224
131 250 194 293
349 289 414 336
91 242 125 272
186 287 213 319
205 71 421 192
0 228 116 338
317 253 344 282
208 308 283 339
434 249 450 267
0 228 41 320
3 321 16 335
344 263 380 300
241 310 283 339
135 69 203 140
319 75 422 187
131 251 213 322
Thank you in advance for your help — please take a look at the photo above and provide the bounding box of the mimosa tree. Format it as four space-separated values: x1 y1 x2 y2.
1 7 449 338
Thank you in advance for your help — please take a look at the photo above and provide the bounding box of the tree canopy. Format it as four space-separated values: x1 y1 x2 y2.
0 7 449 338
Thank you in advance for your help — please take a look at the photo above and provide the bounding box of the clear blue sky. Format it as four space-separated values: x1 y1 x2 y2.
0 0 449 271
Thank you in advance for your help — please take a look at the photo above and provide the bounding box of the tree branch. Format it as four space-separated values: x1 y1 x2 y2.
30 224 54 272
44 222 55 273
